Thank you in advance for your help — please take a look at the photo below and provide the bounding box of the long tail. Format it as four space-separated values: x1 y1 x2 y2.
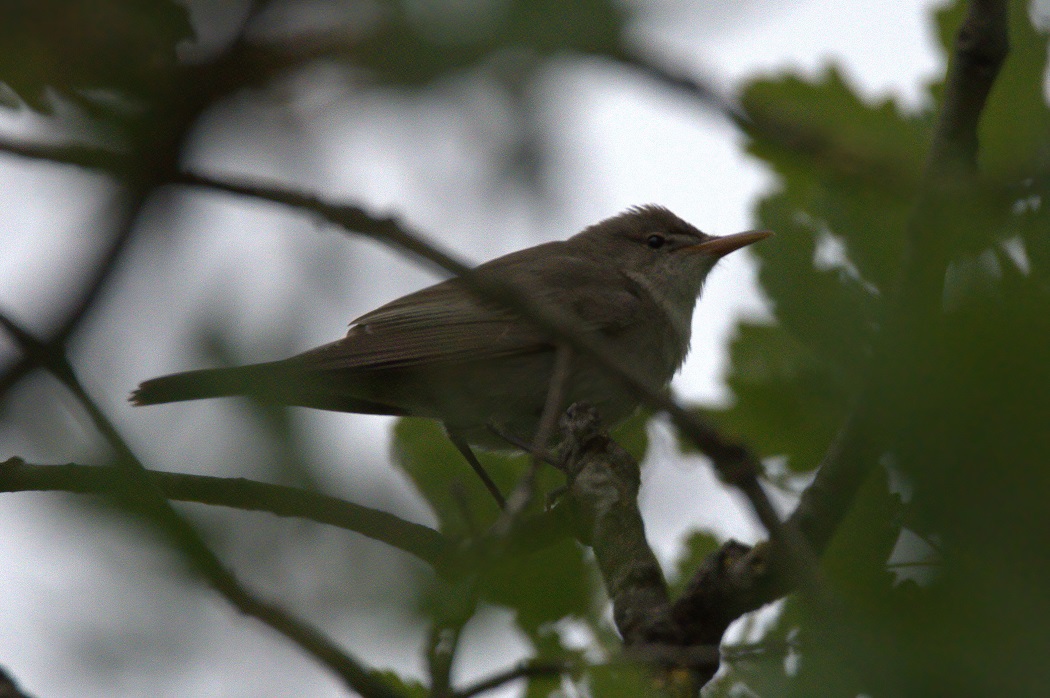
130 364 279 406
130 361 407 416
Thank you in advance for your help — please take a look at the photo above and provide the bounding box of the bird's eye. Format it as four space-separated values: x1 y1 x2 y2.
646 234 666 249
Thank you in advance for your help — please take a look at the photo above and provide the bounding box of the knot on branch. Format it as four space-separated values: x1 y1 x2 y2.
557 402 640 505
671 540 762 646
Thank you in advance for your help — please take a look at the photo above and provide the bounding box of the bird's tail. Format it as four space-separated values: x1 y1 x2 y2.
130 363 280 406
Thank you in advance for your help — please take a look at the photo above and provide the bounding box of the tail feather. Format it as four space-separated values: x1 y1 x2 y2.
130 364 271 406
130 362 409 416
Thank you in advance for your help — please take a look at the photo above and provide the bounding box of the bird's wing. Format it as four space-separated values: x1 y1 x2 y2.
296 249 649 372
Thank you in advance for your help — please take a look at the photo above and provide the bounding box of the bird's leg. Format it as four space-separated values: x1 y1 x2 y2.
447 429 507 510
487 425 560 469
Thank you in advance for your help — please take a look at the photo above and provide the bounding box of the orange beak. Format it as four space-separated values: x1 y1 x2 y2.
682 229 774 258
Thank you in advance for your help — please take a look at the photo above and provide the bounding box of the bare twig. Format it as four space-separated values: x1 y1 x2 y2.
0 458 448 566
612 49 746 125
497 344 574 524
453 660 570 698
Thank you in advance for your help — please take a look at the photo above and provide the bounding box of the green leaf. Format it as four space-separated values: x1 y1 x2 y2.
480 536 593 633
392 417 541 535
0 0 193 112
335 0 627 88
667 529 720 599
744 66 928 293
371 670 428 698
701 322 852 473
392 408 649 535
608 407 651 464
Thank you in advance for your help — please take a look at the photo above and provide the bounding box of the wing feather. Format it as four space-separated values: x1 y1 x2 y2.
295 246 650 372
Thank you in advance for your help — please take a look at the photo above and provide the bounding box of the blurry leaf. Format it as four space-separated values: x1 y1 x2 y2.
819 464 901 607
752 195 879 374
392 408 648 536
393 417 553 535
892 270 1050 692
699 322 852 473
340 0 627 87
608 407 650 464
480 536 593 633
666 529 720 599
744 66 928 292
523 632 584 697
0 0 192 112
372 670 428 698
523 673 560 698
587 662 659 697
394 416 592 630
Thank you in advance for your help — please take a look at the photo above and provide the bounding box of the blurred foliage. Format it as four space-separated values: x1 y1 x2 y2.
4 0 1050 695
333 0 625 86
0 0 192 111
393 407 650 641
702 0 1050 695
667 529 720 599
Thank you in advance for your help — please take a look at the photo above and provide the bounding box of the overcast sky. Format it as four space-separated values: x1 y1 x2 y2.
0 1 947 696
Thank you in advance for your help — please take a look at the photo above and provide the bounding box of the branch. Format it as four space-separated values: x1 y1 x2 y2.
556 403 722 693
0 314 402 698
0 458 448 566
0 137 129 172
902 0 1010 306
926 0 1010 179
611 49 746 125
453 660 571 698
0 665 34 698
557 404 678 648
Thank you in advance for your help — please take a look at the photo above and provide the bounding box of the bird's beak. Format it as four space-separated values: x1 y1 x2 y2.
681 229 774 258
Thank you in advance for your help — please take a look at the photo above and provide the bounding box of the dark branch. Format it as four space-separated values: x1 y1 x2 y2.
557 404 678 648
453 660 570 698
0 458 449 566
0 137 128 172
925 0 1010 179
0 665 35 698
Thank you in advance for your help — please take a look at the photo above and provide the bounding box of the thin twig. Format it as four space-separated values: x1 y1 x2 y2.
499 344 574 522
453 660 570 698
0 459 449 566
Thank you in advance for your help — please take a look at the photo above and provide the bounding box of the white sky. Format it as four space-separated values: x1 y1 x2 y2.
0 1 946 696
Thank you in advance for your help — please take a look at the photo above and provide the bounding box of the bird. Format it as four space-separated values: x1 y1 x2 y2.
131 206 771 504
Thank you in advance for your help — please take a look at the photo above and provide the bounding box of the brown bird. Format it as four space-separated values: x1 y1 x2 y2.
132 206 771 504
